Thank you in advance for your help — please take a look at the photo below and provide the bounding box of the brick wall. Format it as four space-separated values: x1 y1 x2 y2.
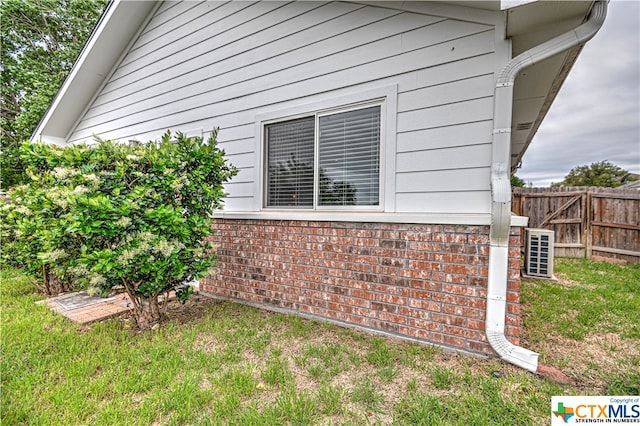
201 219 522 356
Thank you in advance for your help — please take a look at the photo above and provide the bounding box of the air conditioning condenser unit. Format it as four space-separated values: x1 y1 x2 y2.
524 228 554 278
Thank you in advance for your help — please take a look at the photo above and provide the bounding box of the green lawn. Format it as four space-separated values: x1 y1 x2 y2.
520 258 640 396
2 259 638 425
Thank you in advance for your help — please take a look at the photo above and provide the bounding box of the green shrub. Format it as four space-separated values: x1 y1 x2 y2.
1 131 237 327
1 167 75 295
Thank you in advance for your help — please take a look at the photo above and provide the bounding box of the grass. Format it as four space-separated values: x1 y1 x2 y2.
2 258 639 425
520 258 640 396
522 258 640 341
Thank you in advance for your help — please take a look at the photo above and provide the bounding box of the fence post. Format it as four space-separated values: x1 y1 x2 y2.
585 190 593 259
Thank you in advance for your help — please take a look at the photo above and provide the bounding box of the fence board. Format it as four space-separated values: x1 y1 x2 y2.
513 186 640 263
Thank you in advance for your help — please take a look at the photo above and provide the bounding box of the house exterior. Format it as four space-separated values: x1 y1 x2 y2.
33 0 607 371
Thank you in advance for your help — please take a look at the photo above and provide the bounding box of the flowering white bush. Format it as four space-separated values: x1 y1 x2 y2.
1 130 237 328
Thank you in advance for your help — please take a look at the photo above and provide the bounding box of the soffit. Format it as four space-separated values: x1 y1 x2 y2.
506 1 594 171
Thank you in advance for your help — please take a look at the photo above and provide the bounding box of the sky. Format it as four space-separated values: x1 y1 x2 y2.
516 0 640 187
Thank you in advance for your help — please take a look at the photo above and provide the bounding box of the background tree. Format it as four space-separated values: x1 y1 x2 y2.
552 161 636 188
511 175 526 188
1 0 107 189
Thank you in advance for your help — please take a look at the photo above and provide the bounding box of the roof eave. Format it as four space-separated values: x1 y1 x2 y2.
505 1 596 171
31 0 160 144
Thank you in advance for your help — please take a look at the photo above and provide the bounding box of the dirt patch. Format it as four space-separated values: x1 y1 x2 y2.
525 331 639 393
161 294 222 323
118 293 222 332
193 333 224 354
554 272 598 290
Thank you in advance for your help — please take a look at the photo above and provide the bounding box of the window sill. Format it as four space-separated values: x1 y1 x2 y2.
212 211 529 227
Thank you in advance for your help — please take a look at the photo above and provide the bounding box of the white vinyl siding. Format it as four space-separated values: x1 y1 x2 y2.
68 1 501 216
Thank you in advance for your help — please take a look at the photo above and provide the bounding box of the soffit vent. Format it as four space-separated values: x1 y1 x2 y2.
515 122 534 131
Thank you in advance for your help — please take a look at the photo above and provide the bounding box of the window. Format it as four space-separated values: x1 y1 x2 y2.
265 116 315 208
265 105 381 209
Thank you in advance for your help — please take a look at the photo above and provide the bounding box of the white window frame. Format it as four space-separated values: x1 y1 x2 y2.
253 85 398 213
263 102 384 211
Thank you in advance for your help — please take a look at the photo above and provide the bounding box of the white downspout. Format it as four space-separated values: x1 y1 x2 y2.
487 0 607 372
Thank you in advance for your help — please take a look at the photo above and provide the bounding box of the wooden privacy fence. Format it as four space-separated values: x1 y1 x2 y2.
512 187 640 263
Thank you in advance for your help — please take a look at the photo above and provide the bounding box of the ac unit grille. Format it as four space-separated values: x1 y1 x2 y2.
525 229 554 278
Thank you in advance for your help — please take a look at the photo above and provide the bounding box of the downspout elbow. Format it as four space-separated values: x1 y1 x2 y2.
486 245 539 372
496 1 607 88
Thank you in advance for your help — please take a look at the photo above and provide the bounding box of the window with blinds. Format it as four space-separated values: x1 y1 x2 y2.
318 106 380 206
264 104 381 209
265 117 315 208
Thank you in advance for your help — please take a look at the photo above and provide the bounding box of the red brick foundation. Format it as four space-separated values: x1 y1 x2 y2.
201 219 522 356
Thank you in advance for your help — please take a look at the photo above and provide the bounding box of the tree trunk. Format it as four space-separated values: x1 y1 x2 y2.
42 266 70 296
133 295 162 329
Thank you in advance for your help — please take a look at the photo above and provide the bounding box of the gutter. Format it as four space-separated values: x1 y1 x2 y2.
487 0 607 372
